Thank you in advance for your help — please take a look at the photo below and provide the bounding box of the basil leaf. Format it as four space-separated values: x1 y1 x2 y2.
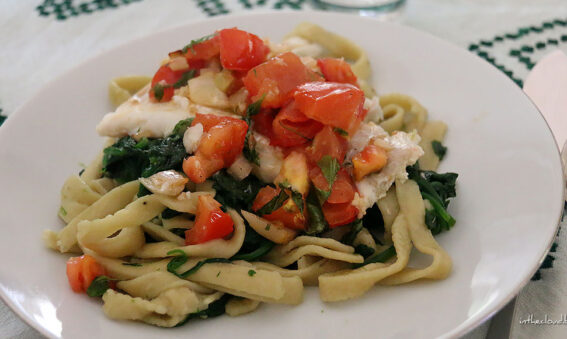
431 140 447 160
316 155 340 203
255 189 288 216
181 33 216 54
242 97 265 166
305 189 327 235
278 182 304 214
172 70 196 89
178 258 232 278
86 276 115 297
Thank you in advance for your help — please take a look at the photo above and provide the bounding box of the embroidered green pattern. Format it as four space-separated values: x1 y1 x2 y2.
469 18 567 88
37 0 143 21
195 0 229 16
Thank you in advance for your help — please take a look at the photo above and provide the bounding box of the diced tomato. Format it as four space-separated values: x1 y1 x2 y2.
352 144 388 181
66 255 106 293
252 186 306 230
271 101 323 147
185 195 234 245
191 113 246 132
252 109 276 139
317 58 358 86
183 114 248 183
184 34 221 61
308 126 349 164
322 202 358 228
149 64 188 102
310 167 356 204
219 28 269 71
243 52 324 108
294 82 366 134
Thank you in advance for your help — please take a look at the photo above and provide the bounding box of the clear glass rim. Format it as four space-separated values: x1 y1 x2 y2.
311 0 406 11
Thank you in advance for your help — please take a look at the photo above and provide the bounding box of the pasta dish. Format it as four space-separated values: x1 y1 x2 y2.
43 23 458 327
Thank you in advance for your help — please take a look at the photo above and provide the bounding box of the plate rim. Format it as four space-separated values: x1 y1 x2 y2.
0 10 564 339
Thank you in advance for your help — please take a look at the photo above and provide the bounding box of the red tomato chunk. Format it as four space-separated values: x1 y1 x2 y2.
185 195 234 245
219 28 269 71
66 255 106 293
243 52 323 108
252 186 306 230
317 58 358 86
294 82 366 135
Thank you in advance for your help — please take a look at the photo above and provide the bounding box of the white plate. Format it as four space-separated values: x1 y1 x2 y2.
0 11 563 339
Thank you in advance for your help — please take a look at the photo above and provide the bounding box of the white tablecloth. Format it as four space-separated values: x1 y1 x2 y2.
1 0 566 338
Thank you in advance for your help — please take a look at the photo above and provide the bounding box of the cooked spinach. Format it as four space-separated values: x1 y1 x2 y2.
210 170 265 211
353 245 396 268
341 219 363 245
354 244 375 258
362 203 385 245
431 140 447 160
174 294 231 327
406 163 458 235
102 118 193 184
231 224 274 261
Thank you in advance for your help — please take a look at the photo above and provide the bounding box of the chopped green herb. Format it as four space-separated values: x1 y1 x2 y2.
333 127 349 137
265 224 271 231
278 182 304 214
315 155 340 204
166 250 231 278
248 269 256 277
59 206 67 217
305 189 328 235
431 140 447 160
216 271 221 277
173 70 196 89
181 33 216 54
242 97 265 166
278 120 312 141
171 118 194 137
122 263 143 267
152 83 165 101
86 276 116 297
255 188 289 216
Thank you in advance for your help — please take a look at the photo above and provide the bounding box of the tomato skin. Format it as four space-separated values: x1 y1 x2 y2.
183 114 248 183
322 202 358 228
317 58 358 86
310 167 356 204
184 34 221 61
243 52 324 108
271 101 323 147
66 255 106 293
352 144 388 181
149 65 187 102
252 186 306 230
185 195 234 245
294 82 366 134
219 28 269 71
308 125 349 164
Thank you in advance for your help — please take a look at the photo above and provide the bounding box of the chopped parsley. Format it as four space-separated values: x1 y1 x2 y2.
86 276 116 297
333 127 349 137
59 206 67 217
248 269 256 277
181 33 216 54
